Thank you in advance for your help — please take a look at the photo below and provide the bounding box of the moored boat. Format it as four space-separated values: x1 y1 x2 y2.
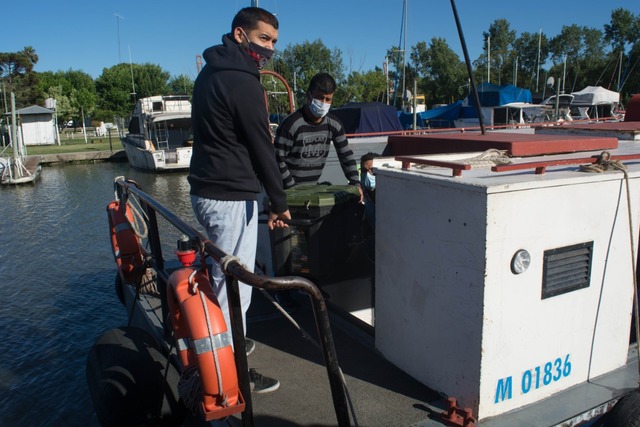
89 119 640 425
120 95 193 172
1 92 42 185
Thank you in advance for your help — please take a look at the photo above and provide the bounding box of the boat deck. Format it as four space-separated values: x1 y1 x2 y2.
534 120 640 141
203 288 638 427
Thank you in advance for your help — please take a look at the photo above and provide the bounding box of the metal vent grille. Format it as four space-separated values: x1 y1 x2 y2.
542 241 593 299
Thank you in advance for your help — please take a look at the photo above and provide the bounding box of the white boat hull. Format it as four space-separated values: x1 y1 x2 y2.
121 136 192 172
0 157 42 184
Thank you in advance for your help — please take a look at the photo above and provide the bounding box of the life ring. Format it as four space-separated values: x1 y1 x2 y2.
107 199 144 284
167 267 244 421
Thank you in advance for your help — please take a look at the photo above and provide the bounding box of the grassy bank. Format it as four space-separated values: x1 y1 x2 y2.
3 135 121 156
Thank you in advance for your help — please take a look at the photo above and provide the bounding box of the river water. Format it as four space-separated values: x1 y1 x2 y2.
0 162 196 426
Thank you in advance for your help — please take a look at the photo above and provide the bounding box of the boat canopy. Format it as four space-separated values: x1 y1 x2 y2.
469 83 533 107
331 102 403 134
398 101 463 129
570 86 620 106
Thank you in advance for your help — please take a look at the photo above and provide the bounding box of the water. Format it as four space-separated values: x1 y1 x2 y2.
0 162 195 426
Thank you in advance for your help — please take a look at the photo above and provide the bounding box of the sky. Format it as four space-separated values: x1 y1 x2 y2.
4 0 636 81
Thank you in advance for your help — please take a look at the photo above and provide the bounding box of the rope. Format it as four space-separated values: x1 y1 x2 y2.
580 152 640 380
125 196 149 240
196 274 228 407
220 255 244 273
578 151 627 174
177 366 202 414
413 148 512 170
620 167 640 382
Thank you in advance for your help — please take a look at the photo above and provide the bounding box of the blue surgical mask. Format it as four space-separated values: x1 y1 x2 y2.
363 171 376 190
309 98 331 118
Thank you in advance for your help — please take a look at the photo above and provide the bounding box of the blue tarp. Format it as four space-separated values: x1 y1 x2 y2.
460 83 533 119
331 102 403 134
470 83 532 107
398 101 463 129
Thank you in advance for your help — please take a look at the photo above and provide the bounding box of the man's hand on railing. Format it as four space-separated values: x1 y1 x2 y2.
268 209 291 230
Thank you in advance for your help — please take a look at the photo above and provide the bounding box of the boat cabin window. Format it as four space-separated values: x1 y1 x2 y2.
152 101 164 112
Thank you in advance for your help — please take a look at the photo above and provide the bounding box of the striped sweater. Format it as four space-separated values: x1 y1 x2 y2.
274 109 359 189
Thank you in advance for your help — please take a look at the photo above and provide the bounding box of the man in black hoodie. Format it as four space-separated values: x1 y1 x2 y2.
189 6 290 393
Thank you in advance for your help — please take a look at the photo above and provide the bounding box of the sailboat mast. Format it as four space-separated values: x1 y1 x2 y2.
402 0 407 110
129 46 137 103
10 92 22 179
618 51 623 92
536 29 541 93
10 93 18 162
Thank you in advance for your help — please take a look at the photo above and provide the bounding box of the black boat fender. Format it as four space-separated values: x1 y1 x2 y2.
603 387 640 426
86 326 186 427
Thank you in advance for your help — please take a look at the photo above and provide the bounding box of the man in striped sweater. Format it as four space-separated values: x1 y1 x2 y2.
274 73 363 200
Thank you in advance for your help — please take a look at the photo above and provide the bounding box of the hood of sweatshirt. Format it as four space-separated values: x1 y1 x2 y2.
201 34 260 79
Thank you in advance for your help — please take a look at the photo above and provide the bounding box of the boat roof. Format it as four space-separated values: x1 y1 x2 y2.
149 113 191 122
387 131 617 157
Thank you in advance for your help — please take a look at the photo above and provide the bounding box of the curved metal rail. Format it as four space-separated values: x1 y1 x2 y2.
114 177 350 427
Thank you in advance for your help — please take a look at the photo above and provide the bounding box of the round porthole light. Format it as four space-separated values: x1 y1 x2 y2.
511 249 531 274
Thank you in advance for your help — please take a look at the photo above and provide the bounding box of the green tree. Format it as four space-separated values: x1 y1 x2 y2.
548 25 607 93
0 46 42 107
410 38 467 106
604 8 640 94
38 70 96 126
341 68 387 103
480 19 517 85
96 63 170 118
604 8 639 53
168 74 194 96
38 71 73 124
66 70 97 126
274 40 345 107
512 31 549 92
385 45 419 109
261 71 295 120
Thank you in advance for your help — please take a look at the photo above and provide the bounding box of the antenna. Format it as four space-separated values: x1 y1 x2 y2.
128 46 137 102
115 13 125 63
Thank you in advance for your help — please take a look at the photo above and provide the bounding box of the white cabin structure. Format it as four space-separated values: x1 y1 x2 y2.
6 105 56 145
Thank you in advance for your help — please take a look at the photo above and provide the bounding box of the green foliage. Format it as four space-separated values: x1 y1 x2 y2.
95 63 170 118
410 38 467 106
3 7 639 120
0 46 42 107
274 39 345 107
481 19 517 85
38 69 96 126
341 69 387 104
168 74 194 96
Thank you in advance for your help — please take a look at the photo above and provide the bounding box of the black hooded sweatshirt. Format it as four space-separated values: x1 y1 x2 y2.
188 34 288 214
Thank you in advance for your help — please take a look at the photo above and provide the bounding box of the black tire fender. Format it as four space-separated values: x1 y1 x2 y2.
604 388 640 427
86 326 186 427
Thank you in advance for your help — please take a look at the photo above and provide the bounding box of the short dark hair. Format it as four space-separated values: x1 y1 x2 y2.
360 152 379 170
308 73 336 95
361 152 379 163
231 7 279 32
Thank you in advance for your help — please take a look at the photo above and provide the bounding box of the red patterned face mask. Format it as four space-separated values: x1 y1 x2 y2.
240 29 274 69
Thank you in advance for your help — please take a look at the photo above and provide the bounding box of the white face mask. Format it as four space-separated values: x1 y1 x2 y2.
309 98 331 118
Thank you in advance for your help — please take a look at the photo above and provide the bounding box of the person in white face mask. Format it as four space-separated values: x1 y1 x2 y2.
274 73 363 200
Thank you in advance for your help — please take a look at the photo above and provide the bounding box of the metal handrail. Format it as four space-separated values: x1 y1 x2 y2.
114 177 351 427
